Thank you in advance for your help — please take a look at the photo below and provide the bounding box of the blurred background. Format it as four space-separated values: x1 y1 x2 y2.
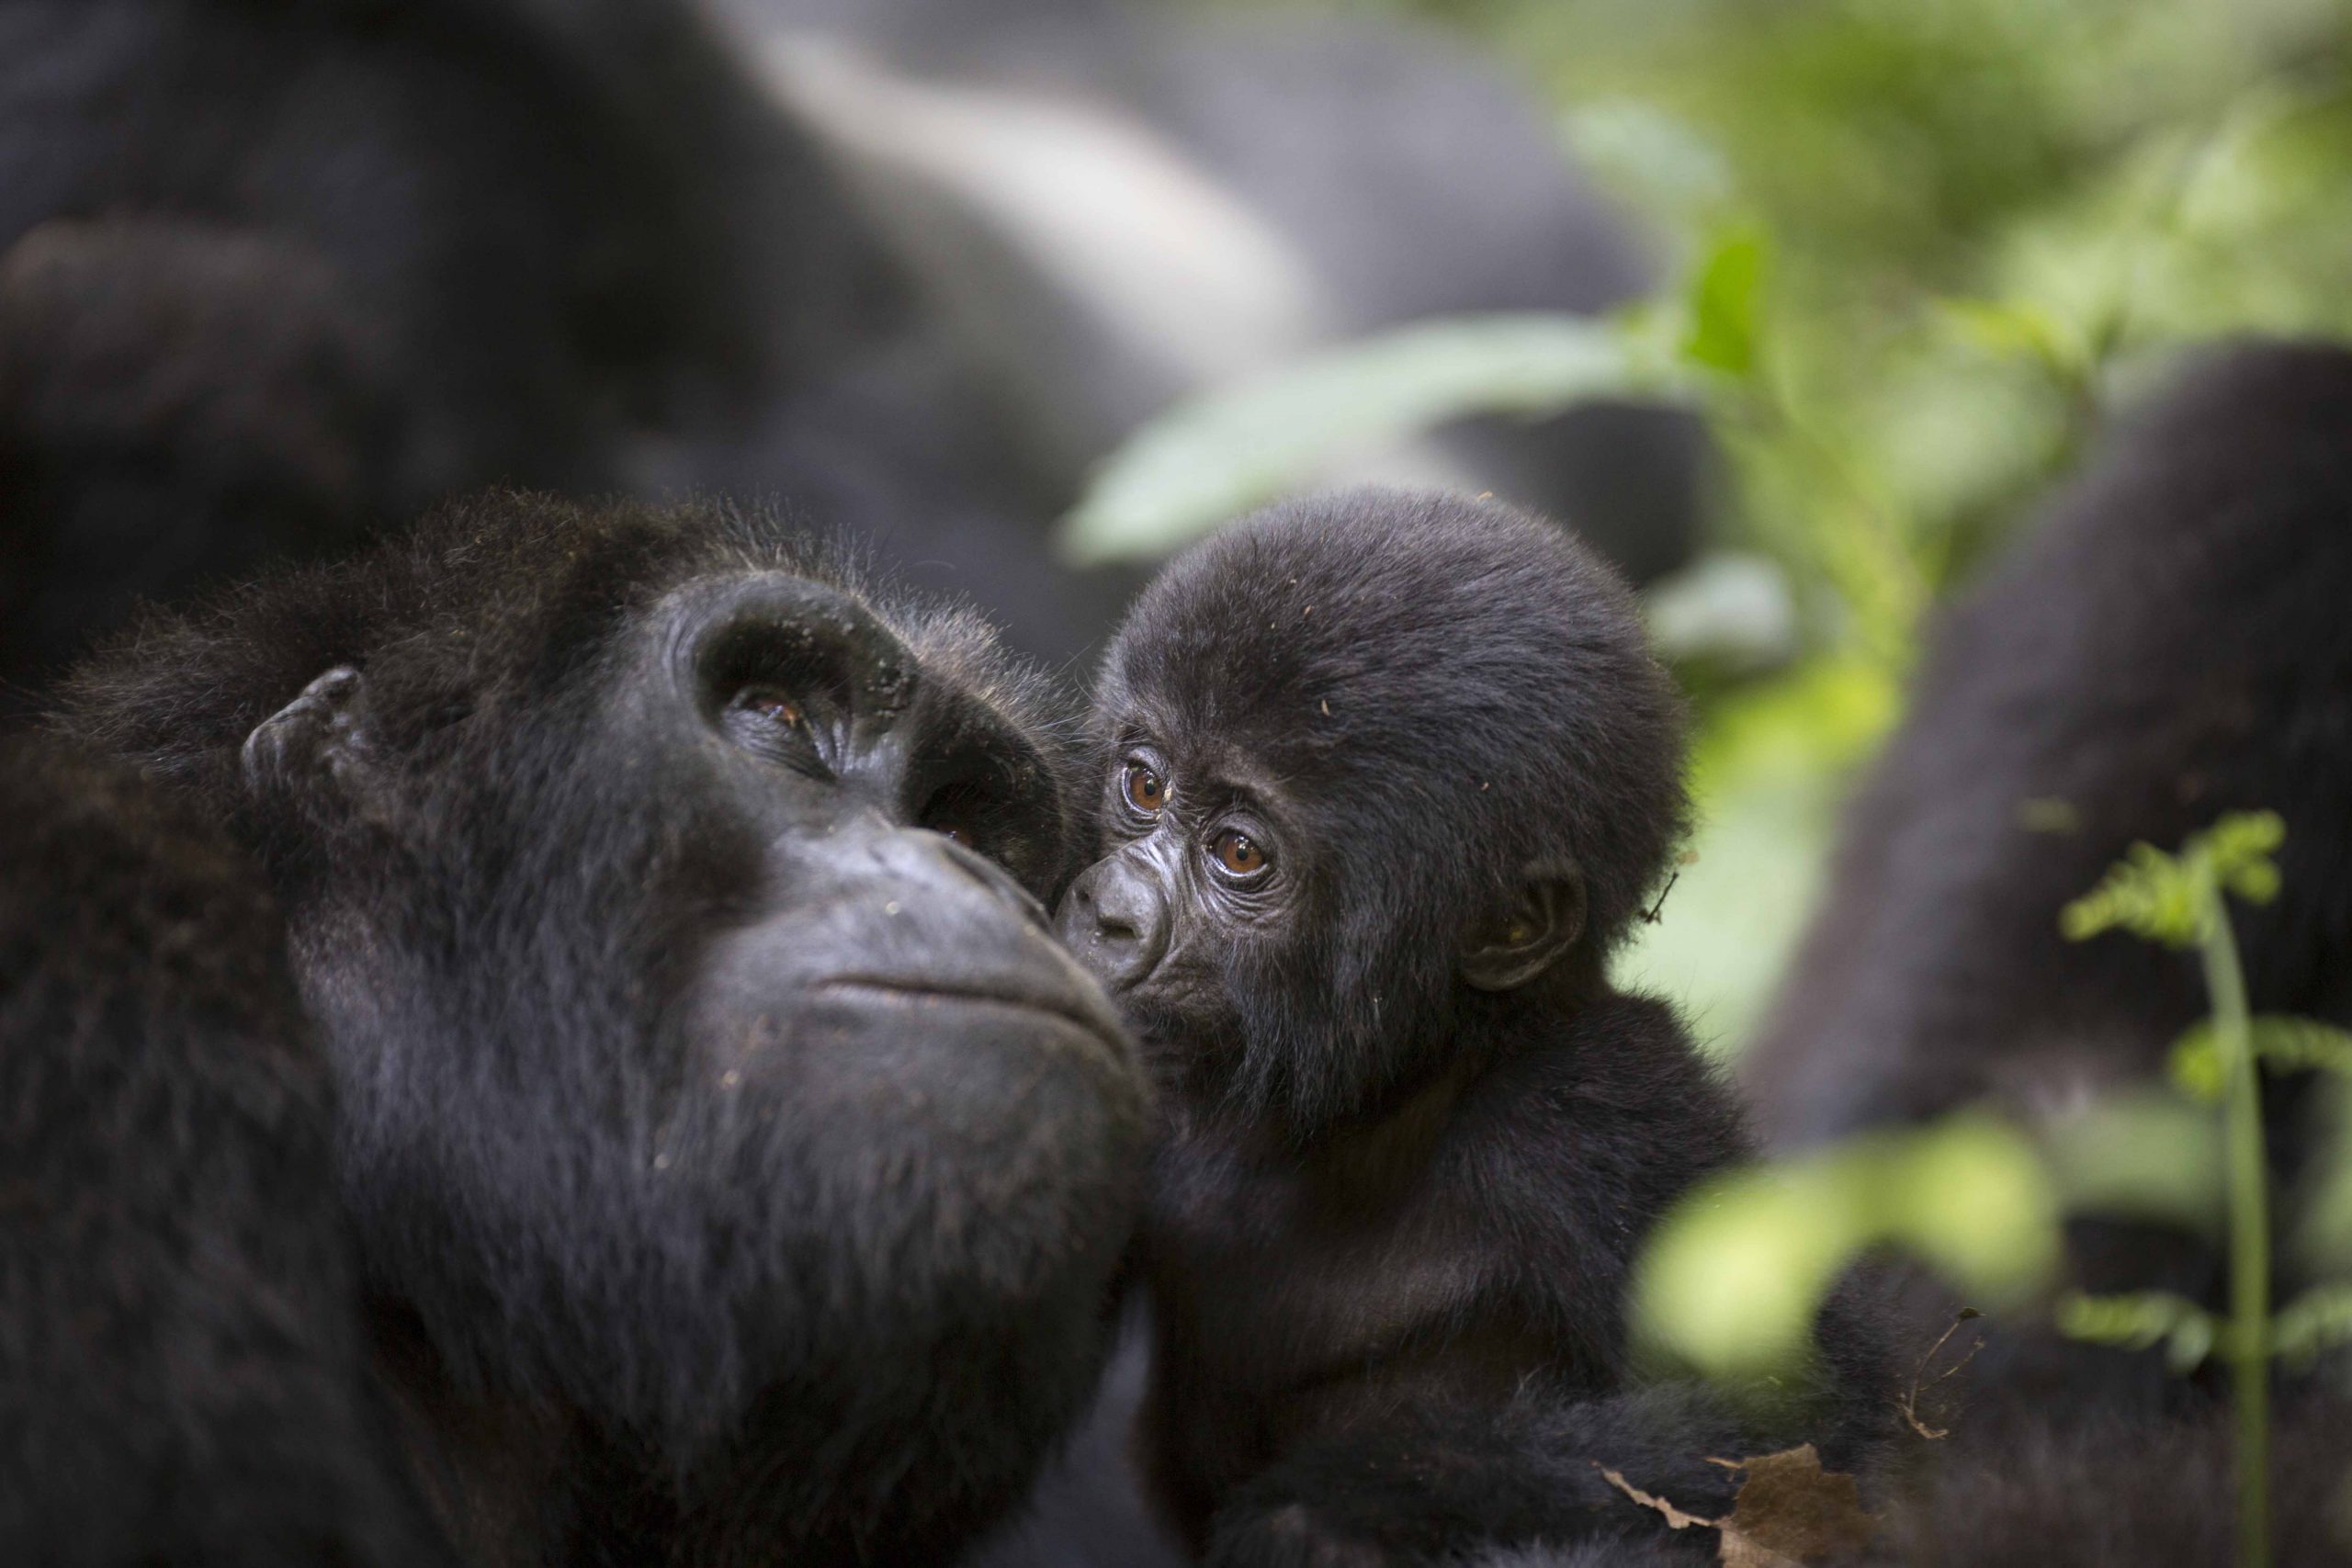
12 0 2350 1055
1367 0 2352 1053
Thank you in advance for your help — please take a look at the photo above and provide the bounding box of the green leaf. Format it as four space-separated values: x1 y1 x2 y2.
2061 840 2201 947
1632 1113 2057 1379
1680 226 1769 378
2061 812 2286 949
1938 298 2088 380
1058 311 1700 567
2044 1089 2224 1233
2269 1282 2352 1369
2057 1290 2221 1373
2173 1015 2352 1101
2255 1017 2352 1077
2169 1024 2226 1103
2205 810 2286 903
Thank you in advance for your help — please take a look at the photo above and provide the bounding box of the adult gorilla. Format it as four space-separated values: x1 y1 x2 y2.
11 491 1148 1563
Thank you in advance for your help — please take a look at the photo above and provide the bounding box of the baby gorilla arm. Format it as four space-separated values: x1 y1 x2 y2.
1208 1277 1894 1568
1209 1386 1765 1568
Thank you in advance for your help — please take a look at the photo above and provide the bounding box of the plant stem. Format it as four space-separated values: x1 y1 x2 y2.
2199 884 2269 1568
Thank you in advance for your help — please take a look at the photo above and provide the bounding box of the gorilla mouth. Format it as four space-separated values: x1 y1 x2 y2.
811 977 1128 1055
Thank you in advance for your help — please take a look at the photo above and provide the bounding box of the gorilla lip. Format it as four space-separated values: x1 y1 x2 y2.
811 977 1126 1055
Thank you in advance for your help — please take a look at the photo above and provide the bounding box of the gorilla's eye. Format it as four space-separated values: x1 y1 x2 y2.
723 684 828 772
935 823 976 849
1213 829 1270 878
1122 761 1167 817
740 687 808 731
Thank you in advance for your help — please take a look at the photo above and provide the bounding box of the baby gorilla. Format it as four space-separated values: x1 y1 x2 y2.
1057 491 1883 1566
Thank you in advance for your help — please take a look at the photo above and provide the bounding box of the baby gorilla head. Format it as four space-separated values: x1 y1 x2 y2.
1057 487 1686 1131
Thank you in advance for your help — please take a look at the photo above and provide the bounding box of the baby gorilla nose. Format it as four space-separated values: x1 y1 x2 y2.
1057 852 1170 990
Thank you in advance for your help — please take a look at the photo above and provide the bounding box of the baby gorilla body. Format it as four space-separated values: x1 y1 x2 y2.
1057 491 1889 1566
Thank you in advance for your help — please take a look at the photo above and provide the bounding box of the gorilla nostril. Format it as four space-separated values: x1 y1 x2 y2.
932 833 1051 928
1055 856 1168 988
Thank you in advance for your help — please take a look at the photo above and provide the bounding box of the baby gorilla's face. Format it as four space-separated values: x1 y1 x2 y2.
1060 488 1681 1130
1053 716 1314 1094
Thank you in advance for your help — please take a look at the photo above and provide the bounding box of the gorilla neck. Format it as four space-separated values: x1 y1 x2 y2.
1229 955 1610 1153
1301 1049 1488 1206
1181 995 1566 1198
365 1301 670 1567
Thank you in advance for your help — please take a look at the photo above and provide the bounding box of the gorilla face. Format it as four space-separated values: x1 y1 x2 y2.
63 494 1148 1562
1057 490 1683 1136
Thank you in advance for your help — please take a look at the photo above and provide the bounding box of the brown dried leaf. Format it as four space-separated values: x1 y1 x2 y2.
1595 1464 1716 1531
1719 1532 1806 1568
1714 1445 1877 1565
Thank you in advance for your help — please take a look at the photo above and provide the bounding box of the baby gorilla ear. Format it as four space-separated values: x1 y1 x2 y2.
241 665 391 827
1460 859 1587 991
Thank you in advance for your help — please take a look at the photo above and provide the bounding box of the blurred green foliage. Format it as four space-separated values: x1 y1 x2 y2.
1632 815 2352 1557
2063 811 2286 947
1059 312 1697 566
1124 0 2352 1049
1632 1112 2058 1378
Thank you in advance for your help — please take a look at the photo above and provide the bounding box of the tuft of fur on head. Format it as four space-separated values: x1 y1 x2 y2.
1094 488 1687 1127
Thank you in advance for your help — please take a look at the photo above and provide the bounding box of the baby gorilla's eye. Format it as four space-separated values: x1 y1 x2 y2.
1122 761 1167 816
1214 829 1269 878
932 821 976 850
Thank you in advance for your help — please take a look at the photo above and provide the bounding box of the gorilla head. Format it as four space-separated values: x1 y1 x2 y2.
1061 487 1687 1135
54 492 1147 1563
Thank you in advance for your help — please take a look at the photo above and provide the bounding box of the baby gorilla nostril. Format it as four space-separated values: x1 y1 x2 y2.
1054 856 1168 989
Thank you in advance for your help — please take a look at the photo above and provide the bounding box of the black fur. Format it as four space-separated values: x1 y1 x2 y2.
1867 1399 2352 1567
1055 491 1891 1565
33 491 1150 1564
0 0 887 691
0 738 449 1567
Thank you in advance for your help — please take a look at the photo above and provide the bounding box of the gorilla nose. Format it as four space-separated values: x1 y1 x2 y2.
1056 855 1169 991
